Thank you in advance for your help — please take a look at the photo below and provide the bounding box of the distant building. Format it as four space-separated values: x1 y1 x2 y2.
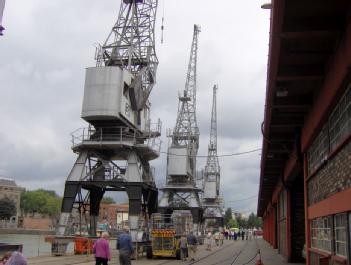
99 203 128 229
232 212 247 221
0 177 25 222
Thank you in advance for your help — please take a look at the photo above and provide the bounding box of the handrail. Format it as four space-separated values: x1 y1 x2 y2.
70 125 161 154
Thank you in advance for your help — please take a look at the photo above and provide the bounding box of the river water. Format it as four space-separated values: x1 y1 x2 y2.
0 234 74 258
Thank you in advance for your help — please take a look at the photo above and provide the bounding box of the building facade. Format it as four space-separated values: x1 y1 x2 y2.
258 1 351 265
98 203 128 229
0 177 24 222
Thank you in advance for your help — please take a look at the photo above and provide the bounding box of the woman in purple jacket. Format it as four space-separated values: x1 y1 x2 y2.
93 232 111 265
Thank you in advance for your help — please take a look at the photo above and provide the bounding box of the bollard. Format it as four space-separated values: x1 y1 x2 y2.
255 249 263 265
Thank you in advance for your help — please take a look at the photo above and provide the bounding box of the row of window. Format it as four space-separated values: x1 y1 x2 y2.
307 86 351 175
311 213 349 258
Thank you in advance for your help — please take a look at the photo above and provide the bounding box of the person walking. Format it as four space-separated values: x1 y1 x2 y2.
214 232 219 246
205 231 212 251
224 230 229 240
117 227 134 265
93 232 111 265
187 231 198 261
248 229 253 240
179 233 188 261
219 232 224 246
241 230 245 240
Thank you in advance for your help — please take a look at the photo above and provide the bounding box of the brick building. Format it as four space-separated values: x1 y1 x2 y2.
258 1 351 264
98 203 128 229
0 177 24 222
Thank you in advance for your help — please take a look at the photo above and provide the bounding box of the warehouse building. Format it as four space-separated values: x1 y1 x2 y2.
258 1 351 264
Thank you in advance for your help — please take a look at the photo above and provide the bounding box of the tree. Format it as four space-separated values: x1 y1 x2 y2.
101 196 116 204
224 208 232 226
236 214 247 229
228 218 238 228
246 212 262 229
21 189 61 216
247 212 256 228
0 197 16 220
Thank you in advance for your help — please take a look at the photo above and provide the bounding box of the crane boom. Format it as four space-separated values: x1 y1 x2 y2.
173 25 200 149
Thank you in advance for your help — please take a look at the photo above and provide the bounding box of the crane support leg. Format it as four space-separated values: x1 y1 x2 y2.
89 187 105 236
126 186 142 241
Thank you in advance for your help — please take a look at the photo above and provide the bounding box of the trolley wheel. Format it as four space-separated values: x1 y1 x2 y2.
176 249 181 260
146 246 153 259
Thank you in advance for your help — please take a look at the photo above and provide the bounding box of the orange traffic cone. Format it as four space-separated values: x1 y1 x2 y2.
255 249 263 265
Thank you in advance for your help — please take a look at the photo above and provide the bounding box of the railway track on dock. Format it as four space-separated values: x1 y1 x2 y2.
28 240 252 265
156 240 248 265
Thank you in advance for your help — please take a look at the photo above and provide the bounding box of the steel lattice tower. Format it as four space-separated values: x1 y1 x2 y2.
56 0 161 248
159 25 203 231
202 85 223 229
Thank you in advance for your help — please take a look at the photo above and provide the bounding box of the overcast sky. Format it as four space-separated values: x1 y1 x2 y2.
0 0 270 215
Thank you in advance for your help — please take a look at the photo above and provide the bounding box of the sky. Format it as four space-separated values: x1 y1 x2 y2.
0 0 270 215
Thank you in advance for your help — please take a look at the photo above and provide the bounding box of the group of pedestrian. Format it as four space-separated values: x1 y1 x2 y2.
224 228 254 241
204 230 224 251
93 227 133 265
0 251 27 265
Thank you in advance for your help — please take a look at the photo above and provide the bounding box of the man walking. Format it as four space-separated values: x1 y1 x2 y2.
187 231 198 261
117 227 134 265
179 233 188 261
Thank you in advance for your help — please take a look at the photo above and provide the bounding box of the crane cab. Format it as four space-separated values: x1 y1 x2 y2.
81 66 150 132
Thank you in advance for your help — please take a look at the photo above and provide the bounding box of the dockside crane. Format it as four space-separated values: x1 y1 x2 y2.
202 85 224 230
159 25 203 232
52 0 161 254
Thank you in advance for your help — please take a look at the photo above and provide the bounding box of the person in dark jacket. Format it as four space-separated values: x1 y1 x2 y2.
179 233 188 261
187 231 198 261
117 227 134 265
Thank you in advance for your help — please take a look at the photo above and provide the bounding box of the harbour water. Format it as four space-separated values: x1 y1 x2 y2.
0 234 74 258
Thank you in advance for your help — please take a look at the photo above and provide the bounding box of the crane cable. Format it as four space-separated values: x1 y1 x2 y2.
159 148 261 158
227 195 258 203
161 0 165 44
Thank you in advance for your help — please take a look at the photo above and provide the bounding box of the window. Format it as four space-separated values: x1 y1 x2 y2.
125 103 130 117
123 82 129 98
334 213 347 257
307 86 351 175
329 88 351 152
307 125 329 174
311 216 332 252
279 190 287 219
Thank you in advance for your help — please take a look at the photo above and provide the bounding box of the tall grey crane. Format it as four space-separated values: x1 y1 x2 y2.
202 85 223 229
55 0 161 251
159 25 203 231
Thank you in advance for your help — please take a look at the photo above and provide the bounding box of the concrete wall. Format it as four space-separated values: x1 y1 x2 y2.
23 217 53 230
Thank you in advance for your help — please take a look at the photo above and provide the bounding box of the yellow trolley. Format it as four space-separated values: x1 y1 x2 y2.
150 211 193 259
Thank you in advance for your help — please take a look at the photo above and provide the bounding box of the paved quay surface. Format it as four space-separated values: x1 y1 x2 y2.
28 238 305 265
